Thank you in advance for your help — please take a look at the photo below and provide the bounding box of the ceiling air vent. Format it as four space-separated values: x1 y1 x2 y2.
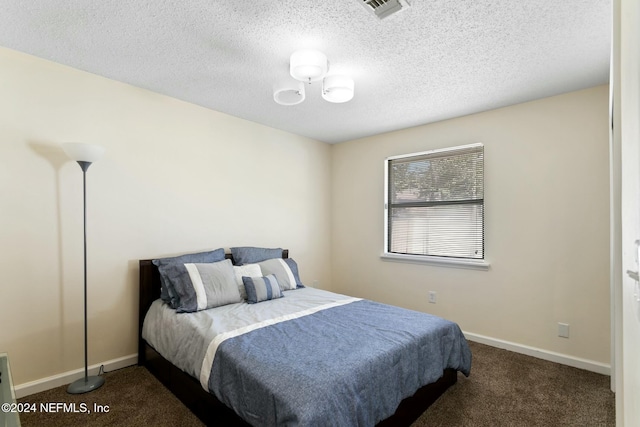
359 0 410 20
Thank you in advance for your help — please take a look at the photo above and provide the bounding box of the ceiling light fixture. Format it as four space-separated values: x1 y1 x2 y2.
322 75 355 103
290 49 328 83
274 50 355 106
273 79 305 106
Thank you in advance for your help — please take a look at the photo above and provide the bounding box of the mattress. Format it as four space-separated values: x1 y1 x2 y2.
142 287 471 426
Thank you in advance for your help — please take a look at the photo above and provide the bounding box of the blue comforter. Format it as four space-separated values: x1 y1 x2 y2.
207 299 472 426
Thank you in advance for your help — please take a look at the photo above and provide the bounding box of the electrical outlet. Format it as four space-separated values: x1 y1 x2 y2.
312 280 319 288
558 323 570 338
428 291 437 304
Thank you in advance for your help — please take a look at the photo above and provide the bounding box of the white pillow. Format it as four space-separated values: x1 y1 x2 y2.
233 264 262 299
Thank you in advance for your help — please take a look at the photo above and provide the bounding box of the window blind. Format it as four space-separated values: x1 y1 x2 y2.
387 144 484 259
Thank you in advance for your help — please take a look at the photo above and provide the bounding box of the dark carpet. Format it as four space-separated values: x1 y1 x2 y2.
18 342 614 426
412 342 614 427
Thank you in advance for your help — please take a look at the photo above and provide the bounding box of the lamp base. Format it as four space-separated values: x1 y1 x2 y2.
67 375 105 394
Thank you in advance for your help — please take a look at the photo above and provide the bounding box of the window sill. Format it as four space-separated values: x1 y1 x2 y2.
380 253 490 271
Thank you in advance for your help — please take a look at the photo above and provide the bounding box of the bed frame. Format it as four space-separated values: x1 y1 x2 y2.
138 250 457 426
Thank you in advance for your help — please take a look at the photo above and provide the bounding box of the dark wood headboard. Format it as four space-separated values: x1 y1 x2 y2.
138 250 288 364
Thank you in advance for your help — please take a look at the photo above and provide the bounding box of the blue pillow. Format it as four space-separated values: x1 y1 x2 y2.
231 247 283 265
152 248 225 308
242 275 283 304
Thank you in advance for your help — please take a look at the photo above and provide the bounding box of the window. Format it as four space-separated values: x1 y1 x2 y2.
384 143 485 265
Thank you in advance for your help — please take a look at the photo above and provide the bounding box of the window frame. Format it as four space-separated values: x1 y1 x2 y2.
382 143 490 270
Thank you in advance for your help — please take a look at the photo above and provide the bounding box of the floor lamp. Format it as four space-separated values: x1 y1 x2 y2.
62 142 106 394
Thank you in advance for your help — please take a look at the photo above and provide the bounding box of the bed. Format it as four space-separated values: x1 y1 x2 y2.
138 249 471 426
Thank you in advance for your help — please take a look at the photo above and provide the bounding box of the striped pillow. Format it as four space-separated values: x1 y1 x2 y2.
257 258 298 291
242 275 283 304
152 248 226 307
158 259 242 312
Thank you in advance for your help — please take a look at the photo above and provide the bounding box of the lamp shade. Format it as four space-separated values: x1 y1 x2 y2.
273 79 305 106
62 143 105 163
322 75 355 103
290 49 328 83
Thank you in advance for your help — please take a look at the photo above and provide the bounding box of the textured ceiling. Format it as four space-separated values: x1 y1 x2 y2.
0 0 611 143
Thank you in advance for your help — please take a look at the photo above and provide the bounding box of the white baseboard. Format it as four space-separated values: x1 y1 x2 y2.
14 353 138 399
13 334 610 398
463 331 611 376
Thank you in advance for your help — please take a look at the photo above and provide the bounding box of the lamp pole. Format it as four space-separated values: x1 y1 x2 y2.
63 143 105 394
80 161 90 384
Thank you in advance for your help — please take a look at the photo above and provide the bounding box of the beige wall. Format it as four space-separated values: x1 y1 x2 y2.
0 47 332 385
331 85 611 364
